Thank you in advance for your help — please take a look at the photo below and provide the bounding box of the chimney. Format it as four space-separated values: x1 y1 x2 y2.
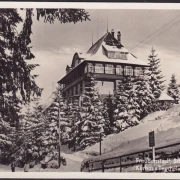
117 31 121 44
111 29 114 37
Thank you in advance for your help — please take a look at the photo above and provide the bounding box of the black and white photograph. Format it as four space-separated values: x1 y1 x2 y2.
1 3 180 174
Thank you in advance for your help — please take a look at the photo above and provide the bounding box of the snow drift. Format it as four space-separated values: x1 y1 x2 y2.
83 105 180 156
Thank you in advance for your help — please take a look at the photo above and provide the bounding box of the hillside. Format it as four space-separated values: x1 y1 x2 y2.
83 105 180 157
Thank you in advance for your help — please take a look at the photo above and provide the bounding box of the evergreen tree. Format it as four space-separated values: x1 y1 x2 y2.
36 9 90 24
40 87 67 163
0 8 90 126
12 100 46 164
114 76 139 132
134 76 155 119
167 74 179 104
12 96 67 165
0 116 15 164
103 93 115 134
0 8 90 163
75 74 105 149
0 9 43 144
66 99 81 151
146 47 165 99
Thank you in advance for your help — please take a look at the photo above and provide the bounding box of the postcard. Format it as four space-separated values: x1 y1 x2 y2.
1 2 180 179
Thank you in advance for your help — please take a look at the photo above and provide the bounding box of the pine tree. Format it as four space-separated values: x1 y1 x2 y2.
0 8 90 163
36 9 90 24
0 8 90 128
0 116 15 163
40 87 67 163
0 9 42 134
66 100 81 151
114 76 139 132
167 74 179 104
103 93 115 134
134 76 155 119
12 100 45 164
146 47 165 99
76 74 105 149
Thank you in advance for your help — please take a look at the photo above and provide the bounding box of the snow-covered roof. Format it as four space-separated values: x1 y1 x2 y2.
87 32 108 55
76 51 148 66
77 31 148 66
102 43 129 53
158 92 174 101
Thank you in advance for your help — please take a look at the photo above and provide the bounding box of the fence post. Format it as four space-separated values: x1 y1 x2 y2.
88 162 90 172
102 160 104 172
152 146 155 172
120 157 122 172
142 152 145 172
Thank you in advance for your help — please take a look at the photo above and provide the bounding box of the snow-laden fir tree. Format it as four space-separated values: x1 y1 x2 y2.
0 115 15 164
67 99 81 151
13 93 67 166
75 74 105 149
146 47 165 99
114 76 139 132
134 76 155 119
0 96 22 163
167 74 179 104
13 99 46 164
41 87 67 163
103 93 115 134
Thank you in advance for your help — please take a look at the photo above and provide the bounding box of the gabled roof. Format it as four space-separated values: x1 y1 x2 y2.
87 31 124 56
75 51 148 66
158 92 174 101
87 32 108 55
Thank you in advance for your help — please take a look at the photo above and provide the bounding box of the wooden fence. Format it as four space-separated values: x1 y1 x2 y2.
81 141 180 172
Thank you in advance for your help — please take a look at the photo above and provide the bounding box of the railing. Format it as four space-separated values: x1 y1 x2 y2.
80 141 180 172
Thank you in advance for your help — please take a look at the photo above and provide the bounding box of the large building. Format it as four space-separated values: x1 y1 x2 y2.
58 29 149 103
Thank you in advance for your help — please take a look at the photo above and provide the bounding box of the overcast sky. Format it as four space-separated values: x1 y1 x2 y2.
26 9 180 103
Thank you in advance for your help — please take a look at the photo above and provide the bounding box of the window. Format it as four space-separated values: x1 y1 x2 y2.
121 52 127 60
95 63 104 73
105 64 115 74
107 51 128 60
124 66 133 76
116 65 123 75
134 67 143 76
88 63 94 73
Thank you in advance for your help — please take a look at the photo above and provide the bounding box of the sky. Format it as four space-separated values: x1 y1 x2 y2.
24 9 180 104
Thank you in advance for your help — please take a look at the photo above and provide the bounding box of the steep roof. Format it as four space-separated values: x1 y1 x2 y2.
87 32 108 55
84 30 148 66
76 51 148 66
87 31 124 56
158 92 174 101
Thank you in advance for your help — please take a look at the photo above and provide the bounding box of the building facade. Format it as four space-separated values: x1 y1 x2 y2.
58 29 149 103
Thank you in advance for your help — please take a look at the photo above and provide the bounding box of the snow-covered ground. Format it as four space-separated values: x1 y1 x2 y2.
2 105 180 172
0 152 83 172
83 105 180 157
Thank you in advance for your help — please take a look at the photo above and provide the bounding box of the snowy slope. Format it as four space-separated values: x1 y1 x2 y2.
83 105 180 156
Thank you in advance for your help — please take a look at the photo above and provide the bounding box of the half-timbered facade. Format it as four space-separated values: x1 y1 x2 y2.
58 29 149 103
